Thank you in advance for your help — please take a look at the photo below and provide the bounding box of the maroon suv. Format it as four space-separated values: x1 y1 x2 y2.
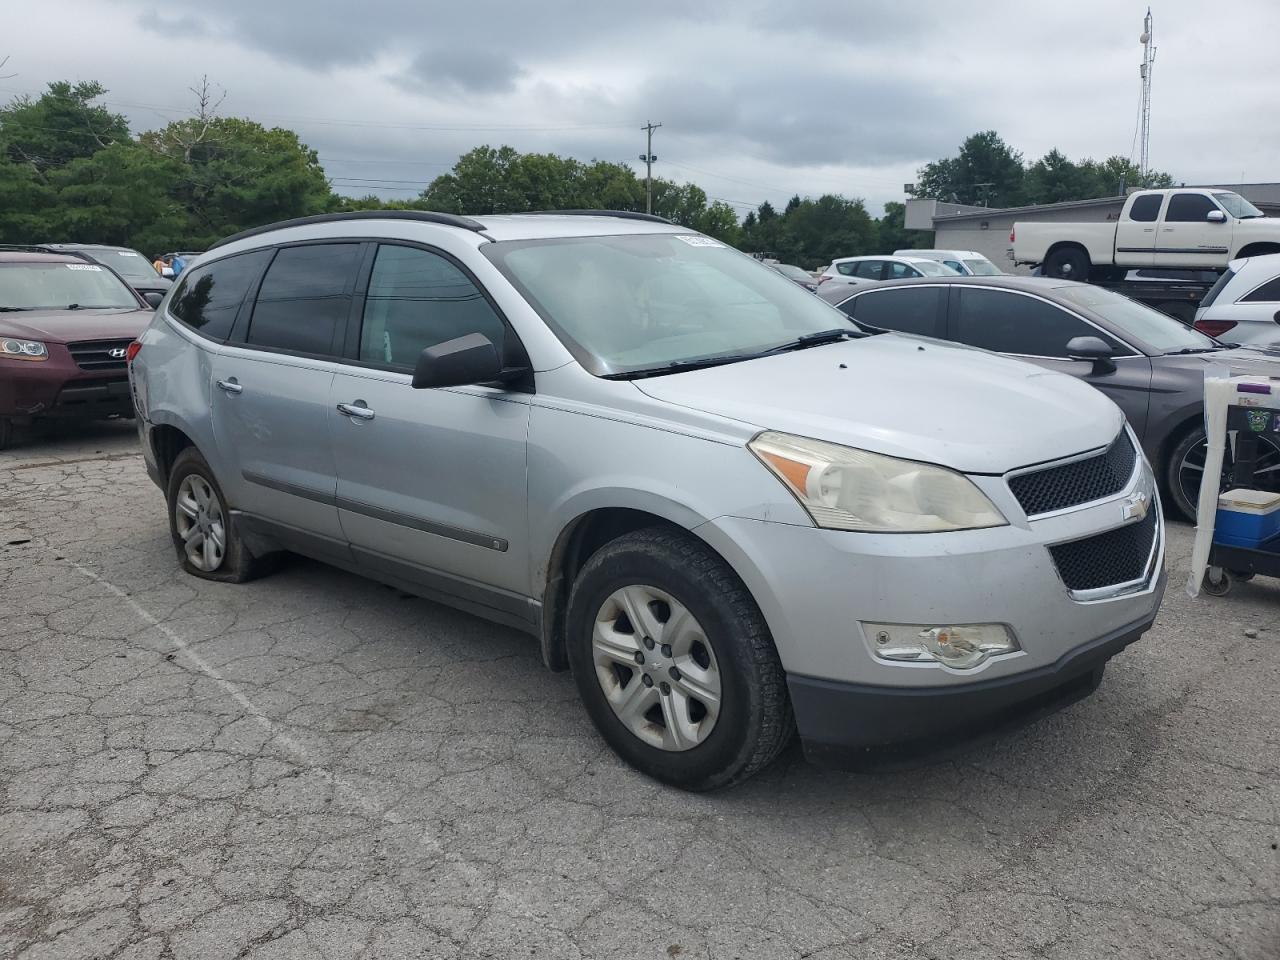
0 251 154 449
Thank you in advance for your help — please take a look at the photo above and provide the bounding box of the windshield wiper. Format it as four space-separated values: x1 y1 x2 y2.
0 306 31 312
1166 346 1227 355
606 328 863 380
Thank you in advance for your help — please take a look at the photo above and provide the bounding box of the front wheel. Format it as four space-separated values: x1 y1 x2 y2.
565 528 793 791
1166 425 1280 522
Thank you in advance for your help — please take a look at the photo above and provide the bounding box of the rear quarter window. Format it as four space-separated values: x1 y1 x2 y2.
170 250 272 341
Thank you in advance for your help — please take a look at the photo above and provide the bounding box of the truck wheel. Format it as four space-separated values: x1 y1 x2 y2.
1044 247 1091 281
565 527 793 791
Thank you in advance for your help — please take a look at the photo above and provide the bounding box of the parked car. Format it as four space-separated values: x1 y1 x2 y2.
41 243 172 300
895 249 1003 276
0 250 154 449
1012 188 1279 279
130 211 1164 789
819 255 960 286
819 275 1280 520
766 261 819 291
1192 254 1280 345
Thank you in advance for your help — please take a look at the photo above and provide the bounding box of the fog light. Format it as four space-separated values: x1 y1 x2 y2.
864 623 1018 670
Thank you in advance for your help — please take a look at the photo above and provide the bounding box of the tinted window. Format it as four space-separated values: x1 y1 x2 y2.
247 244 361 356
1127 194 1163 222
1199 268 1235 309
359 245 506 368
170 250 271 340
953 288 1122 358
836 262 857 276
1165 193 1219 222
943 260 965 273
853 260 884 280
1243 277 1280 303
847 288 945 337
886 261 920 280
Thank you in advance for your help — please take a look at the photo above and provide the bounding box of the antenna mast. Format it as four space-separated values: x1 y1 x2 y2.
1138 8 1155 183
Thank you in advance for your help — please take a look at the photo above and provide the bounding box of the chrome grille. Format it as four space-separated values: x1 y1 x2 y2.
1010 432 1138 517
1048 511 1157 592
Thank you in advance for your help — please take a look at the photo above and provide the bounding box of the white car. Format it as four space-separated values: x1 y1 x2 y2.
819 255 960 286
894 249 1003 276
1194 254 1280 344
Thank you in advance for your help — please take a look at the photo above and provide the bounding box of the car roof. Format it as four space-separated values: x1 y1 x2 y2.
900 249 988 259
819 274 1080 303
42 243 135 252
0 250 86 264
829 254 926 265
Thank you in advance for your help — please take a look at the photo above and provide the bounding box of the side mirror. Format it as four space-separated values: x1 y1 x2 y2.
143 291 164 308
412 333 505 389
1207 209 1228 224
1066 335 1116 375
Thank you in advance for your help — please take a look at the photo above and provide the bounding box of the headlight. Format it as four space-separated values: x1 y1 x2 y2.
749 431 1006 532
0 338 48 361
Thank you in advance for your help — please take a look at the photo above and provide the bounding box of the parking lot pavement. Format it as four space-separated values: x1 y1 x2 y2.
0 426 1276 960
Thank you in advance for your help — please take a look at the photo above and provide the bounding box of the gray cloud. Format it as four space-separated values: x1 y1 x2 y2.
397 47 524 96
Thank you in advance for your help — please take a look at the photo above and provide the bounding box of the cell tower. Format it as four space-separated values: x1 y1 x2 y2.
1138 8 1155 183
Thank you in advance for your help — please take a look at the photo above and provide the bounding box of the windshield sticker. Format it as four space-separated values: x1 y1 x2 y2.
65 264 102 271
675 235 723 248
117 251 140 257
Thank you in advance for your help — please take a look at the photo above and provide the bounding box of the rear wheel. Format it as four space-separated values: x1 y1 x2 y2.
1043 246 1091 281
1166 425 1280 522
566 527 793 791
166 447 275 583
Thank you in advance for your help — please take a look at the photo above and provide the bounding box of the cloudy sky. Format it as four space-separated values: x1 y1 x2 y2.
5 1 1277 217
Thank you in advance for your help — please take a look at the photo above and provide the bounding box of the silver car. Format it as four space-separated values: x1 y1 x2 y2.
129 211 1166 789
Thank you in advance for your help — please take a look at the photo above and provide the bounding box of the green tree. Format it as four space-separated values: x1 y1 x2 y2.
915 131 1025 207
784 195 877 268
0 81 130 177
142 117 330 246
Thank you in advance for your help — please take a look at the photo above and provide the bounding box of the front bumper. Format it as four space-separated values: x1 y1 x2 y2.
0 348 132 422
789 596 1161 766
694 443 1166 757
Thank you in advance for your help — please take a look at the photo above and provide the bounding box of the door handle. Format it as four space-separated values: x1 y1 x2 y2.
336 401 375 421
216 378 243 395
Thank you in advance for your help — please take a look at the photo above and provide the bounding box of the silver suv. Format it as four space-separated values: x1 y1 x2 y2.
129 210 1166 789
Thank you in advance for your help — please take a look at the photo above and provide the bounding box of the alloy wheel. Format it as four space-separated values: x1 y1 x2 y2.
1177 432 1280 516
174 474 226 572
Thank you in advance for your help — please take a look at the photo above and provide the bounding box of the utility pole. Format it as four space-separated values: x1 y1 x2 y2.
640 121 661 215
1138 8 1155 184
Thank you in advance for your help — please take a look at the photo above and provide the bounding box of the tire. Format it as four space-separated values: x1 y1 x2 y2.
0 418 11 451
1165 424 1280 522
166 447 274 583
1043 246 1091 281
565 527 793 791
1202 569 1232 597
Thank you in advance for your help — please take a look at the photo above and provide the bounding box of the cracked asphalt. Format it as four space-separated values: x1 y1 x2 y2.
0 421 1277 960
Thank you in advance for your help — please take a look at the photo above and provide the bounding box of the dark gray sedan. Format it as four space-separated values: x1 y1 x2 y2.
819 275 1280 520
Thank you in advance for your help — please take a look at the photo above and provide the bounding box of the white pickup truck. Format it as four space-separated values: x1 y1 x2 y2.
1012 188 1279 280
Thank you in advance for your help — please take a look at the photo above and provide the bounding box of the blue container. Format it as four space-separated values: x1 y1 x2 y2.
1214 489 1280 547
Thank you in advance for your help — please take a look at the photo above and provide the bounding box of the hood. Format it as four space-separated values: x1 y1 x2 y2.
0 308 152 344
1211 345 1280 374
634 336 1124 474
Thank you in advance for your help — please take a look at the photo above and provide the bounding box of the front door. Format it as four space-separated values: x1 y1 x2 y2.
1156 192 1231 269
328 243 532 619
949 287 1153 438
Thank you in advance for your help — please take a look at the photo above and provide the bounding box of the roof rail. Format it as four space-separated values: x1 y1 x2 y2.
516 209 676 225
0 243 58 254
208 210 489 250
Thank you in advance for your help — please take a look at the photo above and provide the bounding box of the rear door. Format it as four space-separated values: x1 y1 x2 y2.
853 259 886 281
1114 193 1164 267
1156 192 1231 268
211 242 365 554
327 242 533 616
838 286 947 338
947 287 1153 437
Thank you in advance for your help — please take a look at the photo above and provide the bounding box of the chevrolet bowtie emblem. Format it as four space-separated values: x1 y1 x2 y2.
1122 491 1150 522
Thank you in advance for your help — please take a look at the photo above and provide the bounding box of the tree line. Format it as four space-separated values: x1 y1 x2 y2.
0 81 1175 271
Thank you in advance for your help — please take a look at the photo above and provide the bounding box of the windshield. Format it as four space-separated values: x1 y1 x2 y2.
83 248 161 282
1053 283 1216 353
912 260 958 276
1213 192 1264 219
482 233 857 375
963 258 1002 276
0 262 139 310
773 263 813 281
